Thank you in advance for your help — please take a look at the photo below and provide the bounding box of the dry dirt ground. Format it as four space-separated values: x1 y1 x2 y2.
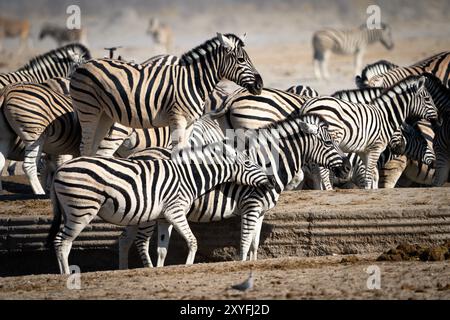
0 254 449 299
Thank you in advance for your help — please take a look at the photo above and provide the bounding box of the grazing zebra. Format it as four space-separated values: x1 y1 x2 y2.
0 44 91 89
39 24 88 47
0 16 30 52
297 76 438 189
366 51 450 88
47 141 273 274
355 59 398 88
70 33 263 157
312 23 394 79
285 84 319 97
147 18 173 53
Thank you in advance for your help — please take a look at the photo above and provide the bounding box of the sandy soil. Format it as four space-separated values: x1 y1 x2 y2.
0 254 448 299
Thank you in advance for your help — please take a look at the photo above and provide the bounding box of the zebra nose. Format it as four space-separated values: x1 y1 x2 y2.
429 159 436 169
343 157 352 174
255 74 263 91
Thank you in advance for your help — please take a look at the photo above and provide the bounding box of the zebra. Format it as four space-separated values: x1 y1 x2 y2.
39 24 88 47
312 23 394 79
0 81 132 194
285 85 319 97
47 141 274 274
70 33 263 157
355 59 398 88
337 120 436 189
147 18 174 53
365 51 450 88
0 16 30 52
119 112 350 268
0 43 91 89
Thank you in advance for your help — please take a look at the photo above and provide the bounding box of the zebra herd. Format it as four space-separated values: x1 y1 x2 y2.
0 31 449 275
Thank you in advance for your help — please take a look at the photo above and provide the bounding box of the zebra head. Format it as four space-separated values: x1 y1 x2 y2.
296 114 351 179
379 23 394 50
356 59 398 88
410 76 440 126
217 33 263 95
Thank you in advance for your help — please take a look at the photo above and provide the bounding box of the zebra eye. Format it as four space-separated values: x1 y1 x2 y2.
237 57 246 63
324 140 333 147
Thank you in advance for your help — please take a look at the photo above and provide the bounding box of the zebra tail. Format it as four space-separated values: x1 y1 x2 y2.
46 186 63 248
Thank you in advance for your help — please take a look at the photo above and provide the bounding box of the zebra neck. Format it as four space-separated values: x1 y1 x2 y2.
364 28 382 44
374 89 409 134
179 161 232 200
180 44 223 105
425 78 450 113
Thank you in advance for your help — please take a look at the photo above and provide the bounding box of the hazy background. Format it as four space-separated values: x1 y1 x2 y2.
1 0 449 93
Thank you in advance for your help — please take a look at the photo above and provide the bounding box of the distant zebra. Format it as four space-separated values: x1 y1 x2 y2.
0 16 30 52
285 84 319 97
365 51 450 88
355 59 398 88
70 33 263 157
0 44 91 89
39 24 88 47
312 23 394 79
47 141 273 274
147 18 173 53
119 112 350 268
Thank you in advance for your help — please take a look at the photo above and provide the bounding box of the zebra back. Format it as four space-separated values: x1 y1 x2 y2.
285 85 319 97
332 87 382 104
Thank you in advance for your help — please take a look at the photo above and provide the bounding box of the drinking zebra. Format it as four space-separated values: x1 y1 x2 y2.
70 33 263 157
312 23 394 79
47 141 273 274
119 112 350 268
0 43 90 89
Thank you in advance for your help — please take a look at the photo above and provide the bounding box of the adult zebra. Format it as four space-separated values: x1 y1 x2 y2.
355 59 398 88
364 52 450 88
312 23 394 79
47 141 273 274
70 33 263 157
0 80 130 194
119 112 350 268
0 43 90 89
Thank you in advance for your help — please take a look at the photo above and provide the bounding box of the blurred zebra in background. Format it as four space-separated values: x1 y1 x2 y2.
312 23 394 79
39 24 88 47
0 16 30 52
147 18 173 53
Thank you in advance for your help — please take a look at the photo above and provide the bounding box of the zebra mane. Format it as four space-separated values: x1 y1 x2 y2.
411 51 450 68
360 60 398 80
380 75 425 95
332 87 382 98
179 33 244 65
18 44 91 72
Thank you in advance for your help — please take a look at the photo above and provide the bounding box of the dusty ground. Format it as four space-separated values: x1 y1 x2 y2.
0 254 449 299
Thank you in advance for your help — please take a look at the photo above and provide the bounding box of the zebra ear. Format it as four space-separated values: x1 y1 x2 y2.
298 121 319 135
240 33 247 44
417 76 426 89
217 33 234 50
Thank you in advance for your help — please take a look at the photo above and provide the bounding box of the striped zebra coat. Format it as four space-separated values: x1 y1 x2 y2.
47 141 273 274
120 113 350 268
365 51 450 88
312 23 394 79
0 44 90 89
70 33 263 157
355 59 398 88
301 76 438 188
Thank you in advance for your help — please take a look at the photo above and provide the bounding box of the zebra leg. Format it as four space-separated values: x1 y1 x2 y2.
134 221 157 268
378 156 407 188
0 152 5 191
284 169 304 191
23 141 46 195
169 115 188 152
360 149 383 189
118 225 138 270
163 207 197 265
249 214 264 261
432 156 450 187
354 49 365 76
157 219 173 267
314 59 322 79
319 167 333 190
321 51 331 80
96 123 133 157
240 202 263 261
